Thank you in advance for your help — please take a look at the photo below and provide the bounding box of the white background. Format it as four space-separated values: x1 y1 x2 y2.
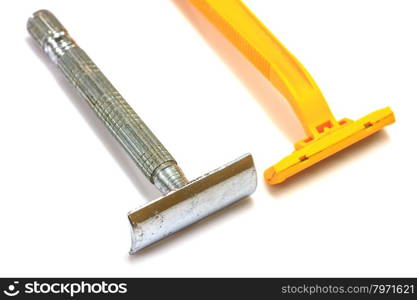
0 0 415 277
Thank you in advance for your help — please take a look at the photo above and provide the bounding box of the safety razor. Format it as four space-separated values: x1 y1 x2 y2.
27 10 257 253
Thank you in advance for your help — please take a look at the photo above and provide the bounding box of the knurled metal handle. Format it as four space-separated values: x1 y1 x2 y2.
28 10 187 193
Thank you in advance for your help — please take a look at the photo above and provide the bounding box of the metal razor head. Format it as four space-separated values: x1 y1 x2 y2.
128 154 257 253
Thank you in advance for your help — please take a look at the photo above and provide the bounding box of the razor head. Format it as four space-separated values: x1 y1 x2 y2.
264 107 395 184
128 154 257 253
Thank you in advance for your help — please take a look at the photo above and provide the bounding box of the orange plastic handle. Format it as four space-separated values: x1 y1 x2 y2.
190 0 395 184
190 0 338 138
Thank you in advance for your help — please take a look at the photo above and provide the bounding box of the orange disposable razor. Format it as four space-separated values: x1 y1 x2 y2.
189 0 395 184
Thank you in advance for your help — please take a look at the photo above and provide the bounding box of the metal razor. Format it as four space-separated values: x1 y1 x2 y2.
27 10 257 253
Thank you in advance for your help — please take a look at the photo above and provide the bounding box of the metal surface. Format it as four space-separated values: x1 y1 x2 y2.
27 9 187 192
129 154 256 253
28 10 257 253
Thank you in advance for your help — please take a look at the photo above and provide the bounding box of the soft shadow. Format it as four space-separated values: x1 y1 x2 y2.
26 37 160 201
127 196 254 260
172 0 305 142
265 130 390 197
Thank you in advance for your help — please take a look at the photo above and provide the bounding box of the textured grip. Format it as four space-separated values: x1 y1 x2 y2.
28 10 187 192
57 47 175 179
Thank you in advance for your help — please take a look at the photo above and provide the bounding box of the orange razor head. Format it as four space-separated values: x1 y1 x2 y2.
264 108 395 184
